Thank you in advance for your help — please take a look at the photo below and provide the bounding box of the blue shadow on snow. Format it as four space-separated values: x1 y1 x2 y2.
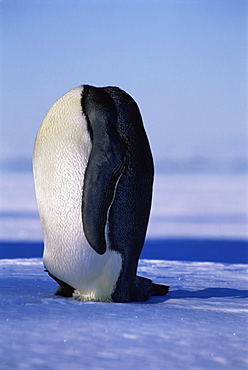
148 287 248 304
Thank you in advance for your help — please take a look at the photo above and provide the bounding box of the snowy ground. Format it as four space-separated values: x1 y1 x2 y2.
0 172 247 369
0 258 247 370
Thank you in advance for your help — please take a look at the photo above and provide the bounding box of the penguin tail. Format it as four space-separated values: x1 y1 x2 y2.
151 283 170 296
134 276 169 301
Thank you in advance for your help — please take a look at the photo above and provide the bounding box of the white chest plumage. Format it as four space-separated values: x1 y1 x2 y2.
33 86 122 301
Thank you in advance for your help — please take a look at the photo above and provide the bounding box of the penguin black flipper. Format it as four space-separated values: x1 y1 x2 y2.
81 86 126 255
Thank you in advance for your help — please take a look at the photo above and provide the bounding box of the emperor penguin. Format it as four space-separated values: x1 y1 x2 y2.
33 85 169 302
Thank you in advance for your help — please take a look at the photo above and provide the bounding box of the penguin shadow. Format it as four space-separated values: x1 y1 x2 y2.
147 287 248 304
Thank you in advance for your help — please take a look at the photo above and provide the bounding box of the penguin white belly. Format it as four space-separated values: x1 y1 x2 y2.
33 86 122 301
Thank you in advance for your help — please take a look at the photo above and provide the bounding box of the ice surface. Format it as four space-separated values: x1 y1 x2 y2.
0 258 247 370
0 172 41 241
148 174 248 239
0 173 247 241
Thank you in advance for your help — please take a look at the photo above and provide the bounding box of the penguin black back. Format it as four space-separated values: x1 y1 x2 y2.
82 86 168 302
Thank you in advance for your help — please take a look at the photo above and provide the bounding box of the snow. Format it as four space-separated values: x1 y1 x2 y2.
0 258 247 369
0 172 248 369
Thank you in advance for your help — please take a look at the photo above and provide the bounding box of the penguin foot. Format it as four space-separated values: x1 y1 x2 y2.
112 275 169 302
45 267 75 297
54 285 74 298
151 283 170 296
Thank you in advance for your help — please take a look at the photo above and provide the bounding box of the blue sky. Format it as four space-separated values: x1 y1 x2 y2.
0 0 246 170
